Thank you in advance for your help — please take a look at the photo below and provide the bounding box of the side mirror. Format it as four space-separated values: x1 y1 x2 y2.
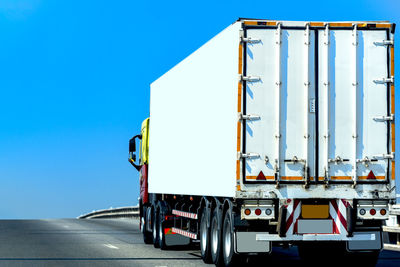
129 138 136 153
128 134 142 171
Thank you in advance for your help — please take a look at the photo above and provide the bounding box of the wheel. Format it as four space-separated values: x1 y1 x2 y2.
200 209 212 263
210 208 223 266
141 206 152 244
157 203 167 250
152 206 160 248
222 209 240 267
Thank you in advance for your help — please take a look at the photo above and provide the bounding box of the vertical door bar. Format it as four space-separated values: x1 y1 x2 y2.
352 24 359 186
275 23 282 187
323 24 330 185
304 23 310 185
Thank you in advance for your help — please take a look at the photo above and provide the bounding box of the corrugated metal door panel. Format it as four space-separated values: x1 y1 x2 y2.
318 29 389 182
244 27 315 183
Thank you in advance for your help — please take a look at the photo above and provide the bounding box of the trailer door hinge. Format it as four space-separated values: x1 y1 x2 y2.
241 37 262 44
374 39 394 46
373 114 394 122
240 75 261 83
238 113 261 121
373 76 394 84
237 152 260 160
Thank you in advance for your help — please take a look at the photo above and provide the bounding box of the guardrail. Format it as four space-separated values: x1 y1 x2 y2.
78 206 139 219
384 204 400 252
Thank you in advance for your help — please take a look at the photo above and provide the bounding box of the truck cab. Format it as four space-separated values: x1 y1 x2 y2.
129 118 150 224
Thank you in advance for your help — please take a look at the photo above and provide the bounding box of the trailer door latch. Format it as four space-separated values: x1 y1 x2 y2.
372 153 395 160
373 114 394 122
374 39 394 46
373 76 394 84
241 37 262 44
238 152 260 160
240 75 261 83
238 113 261 121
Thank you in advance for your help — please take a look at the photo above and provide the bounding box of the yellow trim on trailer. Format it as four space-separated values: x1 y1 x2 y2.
391 45 395 180
236 40 243 189
329 22 353 27
310 22 324 27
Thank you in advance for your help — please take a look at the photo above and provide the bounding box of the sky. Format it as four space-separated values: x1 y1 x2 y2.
0 0 399 219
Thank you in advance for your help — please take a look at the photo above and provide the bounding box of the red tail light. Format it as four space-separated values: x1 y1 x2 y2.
255 209 262 216
370 209 376 215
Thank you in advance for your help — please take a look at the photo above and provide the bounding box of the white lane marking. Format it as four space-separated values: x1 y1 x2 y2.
103 244 119 249
63 225 70 228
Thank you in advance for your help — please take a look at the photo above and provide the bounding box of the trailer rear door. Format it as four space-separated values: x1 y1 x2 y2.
241 23 393 186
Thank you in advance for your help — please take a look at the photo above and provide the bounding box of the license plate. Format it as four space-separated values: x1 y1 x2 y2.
298 219 333 234
301 204 329 219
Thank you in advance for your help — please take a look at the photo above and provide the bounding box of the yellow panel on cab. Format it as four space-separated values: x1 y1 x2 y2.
140 118 150 164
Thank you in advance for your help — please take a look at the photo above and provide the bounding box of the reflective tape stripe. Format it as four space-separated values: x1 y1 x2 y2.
171 227 197 239
285 200 301 234
172 210 198 219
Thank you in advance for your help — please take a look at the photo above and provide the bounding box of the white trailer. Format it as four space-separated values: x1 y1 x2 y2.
129 19 396 266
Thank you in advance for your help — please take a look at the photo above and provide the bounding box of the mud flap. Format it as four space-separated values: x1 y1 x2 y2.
346 231 382 251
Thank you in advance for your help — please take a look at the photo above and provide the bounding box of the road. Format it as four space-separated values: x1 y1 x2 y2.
0 219 399 266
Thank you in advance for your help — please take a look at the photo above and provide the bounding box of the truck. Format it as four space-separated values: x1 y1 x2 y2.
128 19 396 266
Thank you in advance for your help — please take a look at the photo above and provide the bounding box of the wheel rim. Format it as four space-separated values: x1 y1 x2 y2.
211 216 218 255
200 216 207 253
153 214 157 240
140 217 145 233
223 216 232 258
159 218 163 242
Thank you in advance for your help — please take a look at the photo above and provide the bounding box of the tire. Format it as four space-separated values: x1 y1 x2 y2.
222 209 239 267
141 206 152 244
152 206 160 248
200 209 212 263
210 208 223 266
157 203 167 250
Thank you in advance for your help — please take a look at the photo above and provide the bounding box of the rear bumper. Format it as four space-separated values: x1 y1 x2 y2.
253 231 378 241
235 231 382 253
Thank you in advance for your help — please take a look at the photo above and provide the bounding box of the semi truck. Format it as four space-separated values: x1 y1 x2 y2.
128 19 396 266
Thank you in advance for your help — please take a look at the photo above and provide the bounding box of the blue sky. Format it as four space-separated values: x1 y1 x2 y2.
0 0 399 219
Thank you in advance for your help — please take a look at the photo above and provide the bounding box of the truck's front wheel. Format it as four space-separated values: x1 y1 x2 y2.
141 206 152 244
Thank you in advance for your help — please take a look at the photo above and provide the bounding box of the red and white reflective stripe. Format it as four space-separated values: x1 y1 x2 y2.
172 209 198 219
285 199 301 234
329 199 349 235
284 199 351 235
171 227 197 239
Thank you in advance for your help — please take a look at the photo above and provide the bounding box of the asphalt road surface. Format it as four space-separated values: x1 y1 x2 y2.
0 219 399 267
